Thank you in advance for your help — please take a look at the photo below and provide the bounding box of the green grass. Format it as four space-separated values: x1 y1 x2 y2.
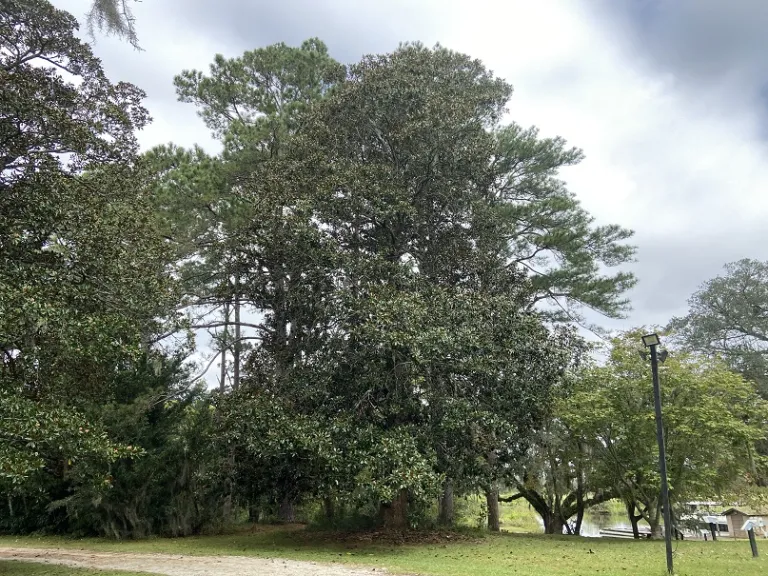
1 525 766 576
453 494 545 532
0 561 156 575
499 496 548 533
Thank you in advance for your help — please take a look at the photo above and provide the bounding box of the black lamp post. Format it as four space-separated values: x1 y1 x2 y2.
642 332 673 575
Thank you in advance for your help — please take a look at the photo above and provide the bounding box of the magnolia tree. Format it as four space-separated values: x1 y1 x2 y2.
1 0 172 507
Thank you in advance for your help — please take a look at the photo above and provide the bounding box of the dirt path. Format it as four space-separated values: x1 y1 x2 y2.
0 547 395 576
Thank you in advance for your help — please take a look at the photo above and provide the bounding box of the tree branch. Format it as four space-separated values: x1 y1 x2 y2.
498 493 526 503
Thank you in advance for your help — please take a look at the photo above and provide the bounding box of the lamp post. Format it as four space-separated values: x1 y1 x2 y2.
642 332 674 575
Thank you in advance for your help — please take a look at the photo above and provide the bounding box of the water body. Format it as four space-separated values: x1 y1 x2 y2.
580 514 640 537
530 513 648 537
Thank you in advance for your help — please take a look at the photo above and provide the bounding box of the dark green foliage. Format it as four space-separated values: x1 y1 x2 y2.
158 40 634 529
1 355 229 537
219 390 337 514
671 259 768 397
2 1 642 537
61 357 226 538
0 0 172 501
174 38 345 161
221 44 587 527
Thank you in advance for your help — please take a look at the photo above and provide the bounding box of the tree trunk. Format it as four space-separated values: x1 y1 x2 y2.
273 269 288 383
572 486 585 535
219 349 227 393
248 502 259 523
222 450 235 523
380 488 408 530
543 512 565 535
648 504 663 540
486 486 500 532
438 479 454 526
323 497 335 521
233 287 241 390
278 496 295 523
626 500 639 539
650 520 663 539
547 448 566 535
140 330 151 355
222 492 232 524
573 504 584 536
572 446 585 535
518 486 558 535
219 301 230 393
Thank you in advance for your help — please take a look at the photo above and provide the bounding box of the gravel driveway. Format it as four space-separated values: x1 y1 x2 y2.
0 547 394 576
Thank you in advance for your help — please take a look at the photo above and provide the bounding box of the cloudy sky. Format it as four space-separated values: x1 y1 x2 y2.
54 0 768 343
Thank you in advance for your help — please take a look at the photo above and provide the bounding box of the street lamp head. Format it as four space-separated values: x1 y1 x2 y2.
642 333 661 347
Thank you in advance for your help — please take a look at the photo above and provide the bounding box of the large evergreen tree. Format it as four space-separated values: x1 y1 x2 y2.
0 0 173 507
2 2 639 532
234 43 594 527
149 39 346 390
157 39 636 528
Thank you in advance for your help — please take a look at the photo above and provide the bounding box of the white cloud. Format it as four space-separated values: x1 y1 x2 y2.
427 0 768 328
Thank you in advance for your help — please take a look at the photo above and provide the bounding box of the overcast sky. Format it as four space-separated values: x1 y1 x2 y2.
53 0 768 360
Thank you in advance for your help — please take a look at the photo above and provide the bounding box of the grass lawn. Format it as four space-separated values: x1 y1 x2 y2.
0 561 157 575
1 525 766 576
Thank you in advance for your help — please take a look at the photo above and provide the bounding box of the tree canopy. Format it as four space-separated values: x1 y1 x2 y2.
565 330 768 536
1 0 172 498
7 0 764 541
671 259 768 396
